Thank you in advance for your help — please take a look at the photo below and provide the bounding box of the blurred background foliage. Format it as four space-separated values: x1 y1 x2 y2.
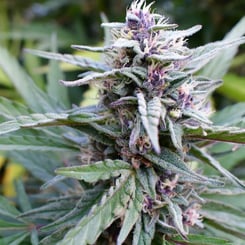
0 0 244 196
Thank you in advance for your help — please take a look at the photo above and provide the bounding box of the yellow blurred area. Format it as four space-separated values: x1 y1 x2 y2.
0 155 25 197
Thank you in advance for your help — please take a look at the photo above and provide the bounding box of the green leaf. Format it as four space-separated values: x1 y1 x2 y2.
47 34 70 108
0 46 62 112
185 125 245 144
41 186 105 233
203 213 245 239
164 197 187 237
0 220 27 231
182 108 212 125
0 110 106 136
204 222 245 245
201 17 245 79
0 97 31 119
58 173 135 245
202 199 245 218
10 151 71 191
89 122 121 138
31 229 39 245
117 180 144 245
144 148 221 186
137 92 161 153
0 232 29 245
186 37 245 73
60 66 144 87
209 143 245 171
136 167 158 199
25 49 109 72
191 145 245 189
171 234 232 245
167 118 183 152
15 179 31 212
0 134 78 152
148 52 189 62
211 102 245 127
56 159 132 183
0 195 21 218
75 124 114 146
18 195 80 222
133 214 156 245
165 72 189 95
163 25 202 39
40 226 73 245
0 112 68 135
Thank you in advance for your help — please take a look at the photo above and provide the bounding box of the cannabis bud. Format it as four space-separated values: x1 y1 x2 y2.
12 0 244 244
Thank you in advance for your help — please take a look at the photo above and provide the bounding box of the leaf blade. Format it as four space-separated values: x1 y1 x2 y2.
56 159 132 183
58 173 135 245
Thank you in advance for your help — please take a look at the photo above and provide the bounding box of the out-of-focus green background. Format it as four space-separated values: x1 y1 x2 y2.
0 0 244 196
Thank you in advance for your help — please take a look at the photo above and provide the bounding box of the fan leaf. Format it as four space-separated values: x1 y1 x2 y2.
58 173 135 245
25 49 109 72
117 180 144 245
191 145 245 189
0 134 77 152
185 125 245 144
0 46 62 113
133 214 156 245
56 159 133 183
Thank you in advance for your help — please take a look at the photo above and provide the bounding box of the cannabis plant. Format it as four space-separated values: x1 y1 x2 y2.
0 0 245 244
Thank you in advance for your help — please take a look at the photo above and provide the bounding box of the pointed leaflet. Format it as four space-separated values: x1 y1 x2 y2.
0 46 61 113
0 110 105 136
75 124 114 146
60 66 145 87
163 25 202 40
185 38 245 73
136 167 158 199
184 125 245 144
201 17 245 79
25 49 109 72
0 195 21 219
144 148 222 186
71 45 105 52
167 117 183 152
47 34 70 109
171 234 232 245
0 97 31 119
0 113 67 135
211 102 245 127
191 145 245 189
137 92 161 153
133 214 156 245
58 173 135 245
15 179 31 212
148 52 190 62
201 211 245 239
56 159 132 183
10 151 72 192
18 195 80 222
0 232 29 245
164 197 187 237
117 180 144 245
148 23 178 31
41 186 105 233
0 135 78 152
182 109 213 125
40 226 74 245
31 229 39 245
